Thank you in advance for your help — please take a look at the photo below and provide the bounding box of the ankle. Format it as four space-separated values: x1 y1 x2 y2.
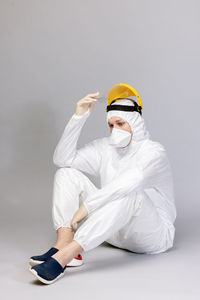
53 241 72 250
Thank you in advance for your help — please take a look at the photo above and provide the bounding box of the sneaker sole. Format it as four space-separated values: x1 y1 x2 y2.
29 258 84 267
66 258 84 267
29 259 44 267
29 267 65 285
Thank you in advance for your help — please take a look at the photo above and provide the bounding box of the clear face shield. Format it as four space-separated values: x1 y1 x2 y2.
96 89 140 105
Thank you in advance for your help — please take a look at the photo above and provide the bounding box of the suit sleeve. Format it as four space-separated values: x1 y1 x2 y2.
83 148 169 214
53 108 101 177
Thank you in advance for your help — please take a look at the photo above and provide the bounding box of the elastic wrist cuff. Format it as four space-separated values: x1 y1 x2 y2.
73 108 90 120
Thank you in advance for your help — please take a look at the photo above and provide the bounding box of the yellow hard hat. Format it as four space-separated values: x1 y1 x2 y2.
107 83 143 110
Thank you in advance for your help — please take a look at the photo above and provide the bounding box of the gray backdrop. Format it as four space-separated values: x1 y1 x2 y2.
0 0 199 298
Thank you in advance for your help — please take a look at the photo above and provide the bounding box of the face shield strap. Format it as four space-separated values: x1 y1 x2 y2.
106 98 142 115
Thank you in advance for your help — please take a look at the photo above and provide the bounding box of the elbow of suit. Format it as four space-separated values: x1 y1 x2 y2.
53 152 68 167
53 148 77 168
53 152 75 168
53 161 66 168
53 158 66 167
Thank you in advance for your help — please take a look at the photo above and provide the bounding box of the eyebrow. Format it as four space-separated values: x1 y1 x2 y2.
108 119 124 125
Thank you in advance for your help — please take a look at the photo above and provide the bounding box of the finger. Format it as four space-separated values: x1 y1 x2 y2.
70 223 74 231
87 94 99 99
81 98 98 103
87 92 99 97
71 224 75 232
85 99 98 103
83 96 99 100
72 222 77 232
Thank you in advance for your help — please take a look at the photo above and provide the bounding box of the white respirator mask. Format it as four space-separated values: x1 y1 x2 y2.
109 127 132 148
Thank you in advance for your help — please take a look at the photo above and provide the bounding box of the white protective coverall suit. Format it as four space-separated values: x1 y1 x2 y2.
52 99 177 254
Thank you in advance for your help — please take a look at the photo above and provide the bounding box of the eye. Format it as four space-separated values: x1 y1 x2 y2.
118 122 124 126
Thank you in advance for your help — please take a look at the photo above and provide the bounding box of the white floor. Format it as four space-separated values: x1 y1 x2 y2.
1 216 199 300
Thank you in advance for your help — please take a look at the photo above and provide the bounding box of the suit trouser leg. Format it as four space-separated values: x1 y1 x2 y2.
105 192 169 254
51 167 141 252
51 167 98 231
73 192 139 252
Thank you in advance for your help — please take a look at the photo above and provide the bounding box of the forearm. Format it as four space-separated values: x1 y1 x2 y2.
83 167 143 214
82 150 168 215
53 109 90 167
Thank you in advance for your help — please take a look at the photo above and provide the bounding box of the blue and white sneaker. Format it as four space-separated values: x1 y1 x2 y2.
29 247 59 266
29 256 67 284
29 247 84 267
